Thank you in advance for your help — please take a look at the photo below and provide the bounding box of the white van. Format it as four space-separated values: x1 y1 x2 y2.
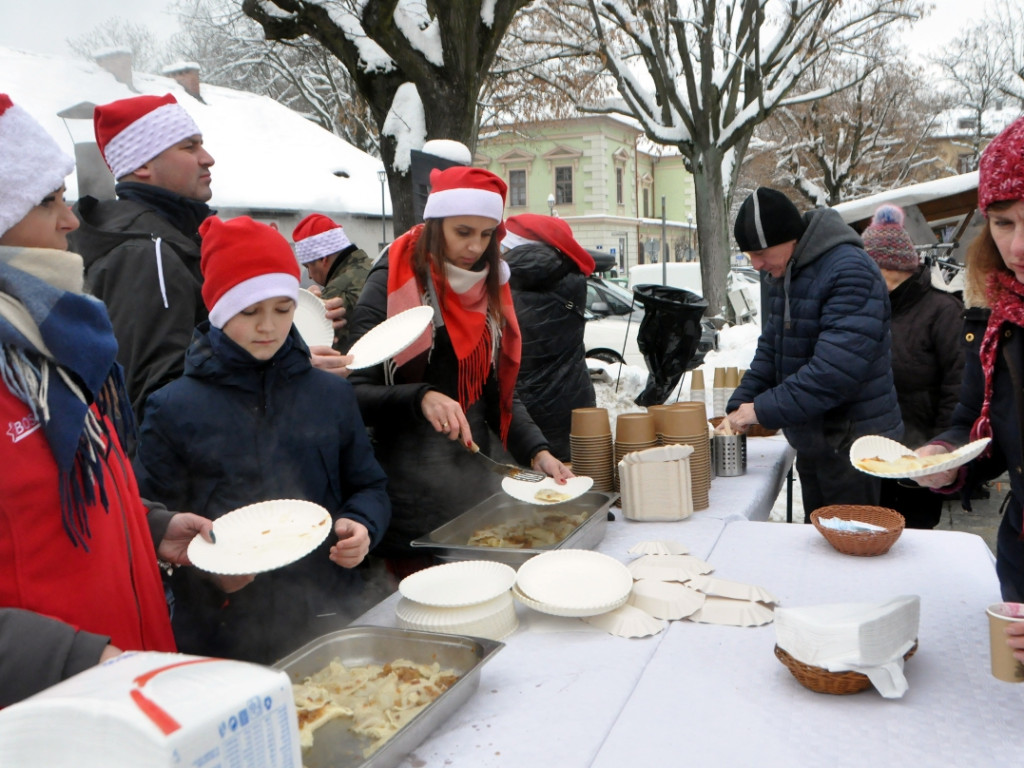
628 263 703 295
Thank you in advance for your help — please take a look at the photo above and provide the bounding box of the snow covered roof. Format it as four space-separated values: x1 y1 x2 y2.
932 106 1022 138
2 45 389 217
831 171 979 227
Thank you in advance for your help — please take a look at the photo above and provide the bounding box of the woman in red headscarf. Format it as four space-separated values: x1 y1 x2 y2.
347 167 572 577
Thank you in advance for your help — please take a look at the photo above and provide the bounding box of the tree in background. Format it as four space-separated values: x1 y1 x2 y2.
742 52 945 208
241 0 533 233
574 0 919 320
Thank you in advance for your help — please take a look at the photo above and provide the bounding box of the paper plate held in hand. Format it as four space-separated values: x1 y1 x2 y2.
347 305 434 370
187 499 332 575
501 475 593 505
293 288 334 348
849 435 991 479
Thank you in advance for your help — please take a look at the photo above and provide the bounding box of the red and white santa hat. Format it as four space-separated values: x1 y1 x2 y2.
93 93 201 180
503 213 596 276
199 216 300 328
0 93 75 237
292 213 352 264
423 166 507 238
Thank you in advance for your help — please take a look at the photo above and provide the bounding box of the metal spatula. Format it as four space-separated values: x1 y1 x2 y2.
466 441 546 482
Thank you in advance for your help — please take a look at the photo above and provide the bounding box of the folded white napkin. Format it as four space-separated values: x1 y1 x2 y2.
818 516 887 533
775 595 920 698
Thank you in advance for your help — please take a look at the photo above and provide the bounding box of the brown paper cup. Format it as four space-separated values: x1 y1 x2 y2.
571 407 611 436
690 369 705 391
987 602 1024 682
713 367 726 387
725 366 739 388
658 406 708 436
616 413 657 444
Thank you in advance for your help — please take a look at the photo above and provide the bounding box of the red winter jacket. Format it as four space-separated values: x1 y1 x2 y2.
0 383 175 653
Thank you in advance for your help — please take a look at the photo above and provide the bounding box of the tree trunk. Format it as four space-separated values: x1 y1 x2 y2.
689 145 731 323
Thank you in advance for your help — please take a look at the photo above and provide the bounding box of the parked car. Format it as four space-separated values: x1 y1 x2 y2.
583 272 718 368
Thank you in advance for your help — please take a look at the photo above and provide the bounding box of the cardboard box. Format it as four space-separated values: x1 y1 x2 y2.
0 651 301 767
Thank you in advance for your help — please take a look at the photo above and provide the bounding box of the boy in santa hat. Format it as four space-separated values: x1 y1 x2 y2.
0 93 213 704
293 213 372 352
133 215 390 664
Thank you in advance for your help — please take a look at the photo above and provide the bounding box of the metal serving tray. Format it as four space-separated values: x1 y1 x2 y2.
409 490 618 567
274 625 503 768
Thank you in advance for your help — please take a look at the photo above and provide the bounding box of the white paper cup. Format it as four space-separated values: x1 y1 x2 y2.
986 602 1024 682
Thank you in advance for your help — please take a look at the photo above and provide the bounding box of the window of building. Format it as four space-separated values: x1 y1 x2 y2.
615 167 624 206
643 188 649 218
957 117 977 131
555 166 573 204
509 169 526 207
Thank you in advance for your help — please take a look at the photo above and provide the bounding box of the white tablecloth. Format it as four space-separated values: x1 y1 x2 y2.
592 522 1024 767
694 434 794 522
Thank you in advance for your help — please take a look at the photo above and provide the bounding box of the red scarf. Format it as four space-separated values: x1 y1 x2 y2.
386 224 521 444
971 270 1024 451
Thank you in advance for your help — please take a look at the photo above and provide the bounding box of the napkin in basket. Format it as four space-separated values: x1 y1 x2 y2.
774 595 920 698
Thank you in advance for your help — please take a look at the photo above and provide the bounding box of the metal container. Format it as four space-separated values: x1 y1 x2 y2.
275 625 503 768
409 490 617 567
713 433 747 476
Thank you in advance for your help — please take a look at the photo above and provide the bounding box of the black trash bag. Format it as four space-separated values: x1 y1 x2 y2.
632 284 709 406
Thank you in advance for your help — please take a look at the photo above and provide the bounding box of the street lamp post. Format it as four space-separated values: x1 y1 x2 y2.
547 193 555 216
377 168 387 250
687 212 694 262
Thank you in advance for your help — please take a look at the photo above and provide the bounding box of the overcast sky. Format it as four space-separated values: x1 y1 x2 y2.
0 0 1005 65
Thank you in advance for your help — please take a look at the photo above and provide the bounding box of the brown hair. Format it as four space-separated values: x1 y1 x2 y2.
965 200 1016 308
412 219 505 325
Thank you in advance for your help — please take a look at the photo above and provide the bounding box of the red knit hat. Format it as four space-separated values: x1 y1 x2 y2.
93 93 201 180
199 216 300 328
423 166 507 239
979 116 1024 215
503 213 596 276
292 213 352 264
0 93 75 236
862 204 919 272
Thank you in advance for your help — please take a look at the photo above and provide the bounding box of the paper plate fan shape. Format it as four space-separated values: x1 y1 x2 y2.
187 499 332 575
398 559 516 608
628 579 705 620
501 475 594 505
685 575 779 605
849 434 991 479
293 288 334 348
687 596 775 627
584 604 667 638
346 305 434 370
626 553 714 582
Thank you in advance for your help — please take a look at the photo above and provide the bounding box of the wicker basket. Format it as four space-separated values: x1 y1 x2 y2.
774 642 918 695
708 416 778 438
810 505 905 557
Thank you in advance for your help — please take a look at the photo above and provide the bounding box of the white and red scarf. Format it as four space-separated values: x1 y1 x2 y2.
972 270 1024 450
386 224 521 443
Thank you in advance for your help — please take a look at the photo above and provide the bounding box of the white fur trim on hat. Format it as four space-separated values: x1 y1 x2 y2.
209 273 299 329
0 102 75 236
294 228 352 264
423 187 504 223
500 231 542 251
103 102 201 180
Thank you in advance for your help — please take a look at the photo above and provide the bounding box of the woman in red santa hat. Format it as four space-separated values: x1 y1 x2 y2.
0 93 213 705
918 115 1024 664
347 166 573 578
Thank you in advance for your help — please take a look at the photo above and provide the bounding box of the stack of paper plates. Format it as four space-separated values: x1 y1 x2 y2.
513 549 633 617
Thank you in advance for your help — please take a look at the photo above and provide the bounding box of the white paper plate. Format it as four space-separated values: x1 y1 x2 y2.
293 288 334 348
187 499 332 575
346 305 434 370
398 559 516 608
511 583 629 618
583 603 667 637
500 475 594 505
515 549 633 613
849 435 991 479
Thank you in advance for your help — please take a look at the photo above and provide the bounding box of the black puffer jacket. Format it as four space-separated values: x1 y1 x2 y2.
889 265 964 447
505 243 595 461
348 256 549 557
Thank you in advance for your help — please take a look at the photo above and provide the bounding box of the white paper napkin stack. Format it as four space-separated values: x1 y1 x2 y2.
775 595 920 698
618 444 695 521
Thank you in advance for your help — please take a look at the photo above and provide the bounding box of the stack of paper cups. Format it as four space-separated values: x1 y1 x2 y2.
712 367 726 417
689 369 706 407
722 367 739 414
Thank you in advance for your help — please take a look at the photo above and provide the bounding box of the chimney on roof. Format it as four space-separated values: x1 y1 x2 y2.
93 49 134 89
162 61 204 103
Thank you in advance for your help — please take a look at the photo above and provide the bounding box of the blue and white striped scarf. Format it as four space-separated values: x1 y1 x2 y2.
0 245 133 548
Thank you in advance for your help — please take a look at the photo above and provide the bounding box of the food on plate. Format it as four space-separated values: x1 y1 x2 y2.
293 658 459 756
467 510 588 548
855 453 949 475
534 488 573 504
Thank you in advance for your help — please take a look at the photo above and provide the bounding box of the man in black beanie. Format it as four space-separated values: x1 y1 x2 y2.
725 187 903 518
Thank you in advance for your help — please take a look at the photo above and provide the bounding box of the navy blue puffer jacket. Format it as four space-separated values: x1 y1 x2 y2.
728 208 903 453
